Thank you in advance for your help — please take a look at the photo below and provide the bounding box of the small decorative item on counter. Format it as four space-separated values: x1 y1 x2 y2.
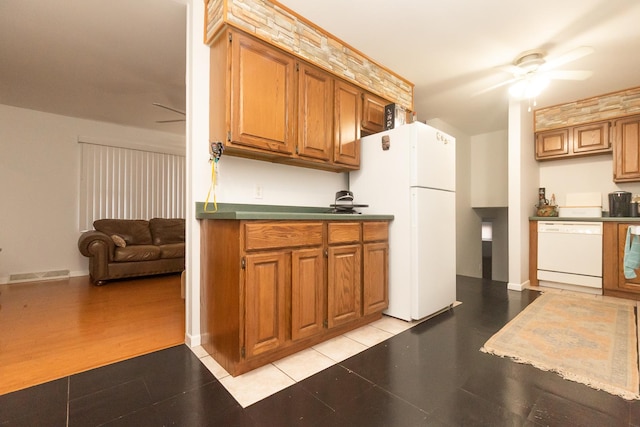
536 204 558 217
535 190 558 217
538 187 548 207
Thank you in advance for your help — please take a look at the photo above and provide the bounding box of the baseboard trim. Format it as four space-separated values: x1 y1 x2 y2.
507 280 530 292
185 333 201 348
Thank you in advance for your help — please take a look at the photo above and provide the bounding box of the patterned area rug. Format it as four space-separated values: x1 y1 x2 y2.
481 292 640 400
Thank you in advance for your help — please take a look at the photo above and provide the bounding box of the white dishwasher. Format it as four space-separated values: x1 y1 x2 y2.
537 221 603 294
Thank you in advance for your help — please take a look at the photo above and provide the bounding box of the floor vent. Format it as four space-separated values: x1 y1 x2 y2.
8 269 70 284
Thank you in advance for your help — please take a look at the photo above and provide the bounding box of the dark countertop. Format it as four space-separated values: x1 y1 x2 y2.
530 216 640 222
196 203 394 221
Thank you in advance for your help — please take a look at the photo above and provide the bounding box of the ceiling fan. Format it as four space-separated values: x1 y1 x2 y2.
152 102 185 123
476 46 594 99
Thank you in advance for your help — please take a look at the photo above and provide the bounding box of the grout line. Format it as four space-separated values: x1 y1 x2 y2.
66 377 70 427
192 320 415 407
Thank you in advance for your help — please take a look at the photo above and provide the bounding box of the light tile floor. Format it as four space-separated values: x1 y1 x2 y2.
190 313 430 407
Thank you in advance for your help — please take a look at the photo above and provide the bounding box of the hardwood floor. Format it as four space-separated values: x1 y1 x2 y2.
0 274 185 395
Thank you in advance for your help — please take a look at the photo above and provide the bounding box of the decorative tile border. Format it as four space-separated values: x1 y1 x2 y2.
535 86 640 131
205 0 414 110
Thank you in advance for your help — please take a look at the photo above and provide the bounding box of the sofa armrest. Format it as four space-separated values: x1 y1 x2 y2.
78 230 115 261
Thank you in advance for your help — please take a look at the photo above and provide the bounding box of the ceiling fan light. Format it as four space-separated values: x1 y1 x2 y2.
525 76 550 98
508 80 527 98
508 75 549 99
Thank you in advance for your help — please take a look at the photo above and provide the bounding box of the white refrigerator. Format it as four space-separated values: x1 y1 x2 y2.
350 122 456 321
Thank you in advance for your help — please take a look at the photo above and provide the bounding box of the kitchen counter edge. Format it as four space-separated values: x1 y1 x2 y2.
530 216 640 222
196 202 394 221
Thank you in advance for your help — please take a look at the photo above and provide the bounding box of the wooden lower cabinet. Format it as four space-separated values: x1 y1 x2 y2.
200 219 389 376
531 220 640 300
363 241 389 315
291 247 324 341
244 252 287 358
603 222 640 300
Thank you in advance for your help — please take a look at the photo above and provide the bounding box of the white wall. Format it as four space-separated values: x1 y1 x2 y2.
0 104 184 283
471 130 508 208
214 157 347 206
469 130 509 281
426 119 481 279
539 154 640 210
507 99 539 291
184 0 347 345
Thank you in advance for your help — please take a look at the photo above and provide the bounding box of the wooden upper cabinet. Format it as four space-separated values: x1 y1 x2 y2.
361 92 388 135
296 63 333 162
228 30 296 155
613 115 640 182
535 120 612 161
334 80 361 167
211 27 400 171
573 121 610 154
536 128 569 159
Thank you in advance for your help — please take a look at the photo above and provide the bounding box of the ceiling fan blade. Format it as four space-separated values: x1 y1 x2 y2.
152 102 185 116
545 69 593 80
155 119 186 123
472 76 521 97
540 46 594 71
497 64 525 76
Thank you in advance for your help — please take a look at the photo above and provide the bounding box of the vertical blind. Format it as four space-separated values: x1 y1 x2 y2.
79 142 186 231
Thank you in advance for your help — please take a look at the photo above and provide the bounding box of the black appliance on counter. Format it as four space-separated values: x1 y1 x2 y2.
330 190 368 214
609 191 632 217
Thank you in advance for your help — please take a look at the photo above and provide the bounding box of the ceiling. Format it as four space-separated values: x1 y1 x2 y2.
2 0 640 136
0 0 187 135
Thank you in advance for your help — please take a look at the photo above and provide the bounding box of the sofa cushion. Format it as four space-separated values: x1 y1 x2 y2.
149 218 185 245
159 243 185 259
113 245 161 262
111 234 127 248
94 219 153 245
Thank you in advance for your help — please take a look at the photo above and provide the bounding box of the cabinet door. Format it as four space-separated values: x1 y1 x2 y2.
535 129 569 159
229 31 296 155
291 247 325 341
334 80 361 167
361 92 387 135
615 224 640 293
327 244 362 327
613 116 640 182
297 63 333 161
573 121 610 154
363 242 389 315
244 252 287 359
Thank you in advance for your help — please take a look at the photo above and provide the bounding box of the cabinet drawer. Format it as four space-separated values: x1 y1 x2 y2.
363 222 389 242
245 222 323 250
328 222 361 244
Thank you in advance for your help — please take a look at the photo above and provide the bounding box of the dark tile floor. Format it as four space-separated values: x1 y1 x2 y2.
2 276 639 426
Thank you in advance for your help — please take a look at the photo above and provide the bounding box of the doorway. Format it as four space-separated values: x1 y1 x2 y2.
482 221 493 279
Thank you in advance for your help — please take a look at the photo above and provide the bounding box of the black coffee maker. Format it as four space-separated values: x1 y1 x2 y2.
609 191 632 217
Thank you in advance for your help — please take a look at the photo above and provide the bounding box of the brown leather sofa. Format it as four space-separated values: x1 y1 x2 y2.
78 218 185 285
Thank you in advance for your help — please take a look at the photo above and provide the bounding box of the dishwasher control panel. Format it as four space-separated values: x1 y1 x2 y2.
538 221 602 235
